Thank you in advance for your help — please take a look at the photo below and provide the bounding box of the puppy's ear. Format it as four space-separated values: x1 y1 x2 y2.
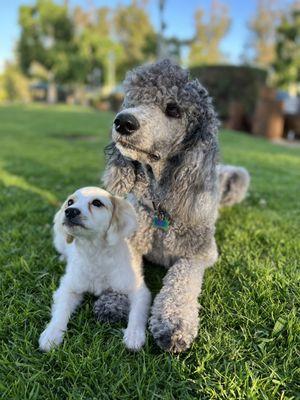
106 196 138 245
53 204 74 254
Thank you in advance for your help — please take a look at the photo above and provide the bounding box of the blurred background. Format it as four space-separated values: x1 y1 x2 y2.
0 0 299 141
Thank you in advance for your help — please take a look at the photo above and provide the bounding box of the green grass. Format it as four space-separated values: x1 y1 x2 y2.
0 103 299 400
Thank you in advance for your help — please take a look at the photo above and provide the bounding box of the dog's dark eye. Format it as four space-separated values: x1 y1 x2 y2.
67 199 74 206
165 103 181 118
92 199 103 208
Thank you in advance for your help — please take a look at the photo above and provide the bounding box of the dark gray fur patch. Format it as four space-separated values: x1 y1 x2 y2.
94 289 129 324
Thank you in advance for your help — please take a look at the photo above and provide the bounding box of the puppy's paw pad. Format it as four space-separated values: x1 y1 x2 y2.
39 325 64 352
123 328 145 351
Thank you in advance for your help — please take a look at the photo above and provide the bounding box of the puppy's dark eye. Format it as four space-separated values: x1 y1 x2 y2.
165 103 181 118
92 199 103 208
67 199 74 206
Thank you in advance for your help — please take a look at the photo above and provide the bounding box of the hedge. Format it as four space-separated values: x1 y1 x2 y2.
190 65 268 120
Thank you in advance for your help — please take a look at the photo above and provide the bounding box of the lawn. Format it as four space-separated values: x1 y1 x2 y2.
0 104 299 400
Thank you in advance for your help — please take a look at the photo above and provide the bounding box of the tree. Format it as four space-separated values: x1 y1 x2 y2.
73 6 123 91
273 4 300 89
189 0 231 66
245 0 283 68
18 0 78 103
72 1 156 88
114 0 157 80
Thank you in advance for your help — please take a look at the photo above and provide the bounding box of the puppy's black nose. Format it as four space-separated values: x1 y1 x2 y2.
114 113 140 135
65 207 81 219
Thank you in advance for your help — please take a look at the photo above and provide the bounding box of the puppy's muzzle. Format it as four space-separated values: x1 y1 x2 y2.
65 207 81 220
64 207 84 228
114 113 140 136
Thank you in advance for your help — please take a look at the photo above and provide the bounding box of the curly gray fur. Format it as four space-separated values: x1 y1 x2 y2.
94 59 250 352
94 289 129 324
217 165 250 206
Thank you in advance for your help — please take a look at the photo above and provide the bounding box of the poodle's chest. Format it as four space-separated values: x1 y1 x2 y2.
131 201 182 264
131 196 208 262
145 231 179 268
130 171 206 259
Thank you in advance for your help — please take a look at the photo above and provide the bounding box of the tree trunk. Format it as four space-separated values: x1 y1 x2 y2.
47 80 58 104
47 71 57 104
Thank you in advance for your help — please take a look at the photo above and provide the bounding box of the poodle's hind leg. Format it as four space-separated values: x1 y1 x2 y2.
94 289 130 323
217 164 250 207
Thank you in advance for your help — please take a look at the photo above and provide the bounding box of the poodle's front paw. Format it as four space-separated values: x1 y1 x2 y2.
39 324 65 352
123 327 145 351
149 315 198 353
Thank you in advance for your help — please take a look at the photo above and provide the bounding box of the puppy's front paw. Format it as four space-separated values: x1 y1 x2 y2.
123 328 145 351
39 324 65 352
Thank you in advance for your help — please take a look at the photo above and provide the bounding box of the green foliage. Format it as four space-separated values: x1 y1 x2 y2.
73 7 122 87
70 2 157 86
189 0 231 66
17 0 157 88
0 104 299 399
0 76 6 102
273 8 300 88
18 0 80 84
190 65 267 119
0 63 31 102
244 0 282 68
114 0 157 80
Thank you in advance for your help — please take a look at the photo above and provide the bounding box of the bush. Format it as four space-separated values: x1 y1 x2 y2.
190 65 267 120
0 75 7 102
90 92 124 112
107 92 124 112
1 63 31 103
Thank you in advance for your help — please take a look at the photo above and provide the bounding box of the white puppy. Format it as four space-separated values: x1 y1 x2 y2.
39 187 151 352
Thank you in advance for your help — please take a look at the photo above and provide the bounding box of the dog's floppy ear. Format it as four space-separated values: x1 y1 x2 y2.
106 196 138 245
53 204 74 251
160 78 219 223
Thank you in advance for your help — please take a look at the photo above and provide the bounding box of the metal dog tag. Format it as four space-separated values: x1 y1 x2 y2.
153 212 170 231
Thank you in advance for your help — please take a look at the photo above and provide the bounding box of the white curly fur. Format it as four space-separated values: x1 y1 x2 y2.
39 187 151 352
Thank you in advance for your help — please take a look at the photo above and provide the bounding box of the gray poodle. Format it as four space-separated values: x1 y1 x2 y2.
94 59 250 352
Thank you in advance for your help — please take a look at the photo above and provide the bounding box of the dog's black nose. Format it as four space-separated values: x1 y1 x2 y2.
65 207 81 219
114 113 140 135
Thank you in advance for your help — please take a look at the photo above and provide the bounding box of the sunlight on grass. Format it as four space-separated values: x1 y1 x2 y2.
0 166 59 206
0 103 94 114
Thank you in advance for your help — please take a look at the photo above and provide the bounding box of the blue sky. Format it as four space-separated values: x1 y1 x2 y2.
0 0 286 71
